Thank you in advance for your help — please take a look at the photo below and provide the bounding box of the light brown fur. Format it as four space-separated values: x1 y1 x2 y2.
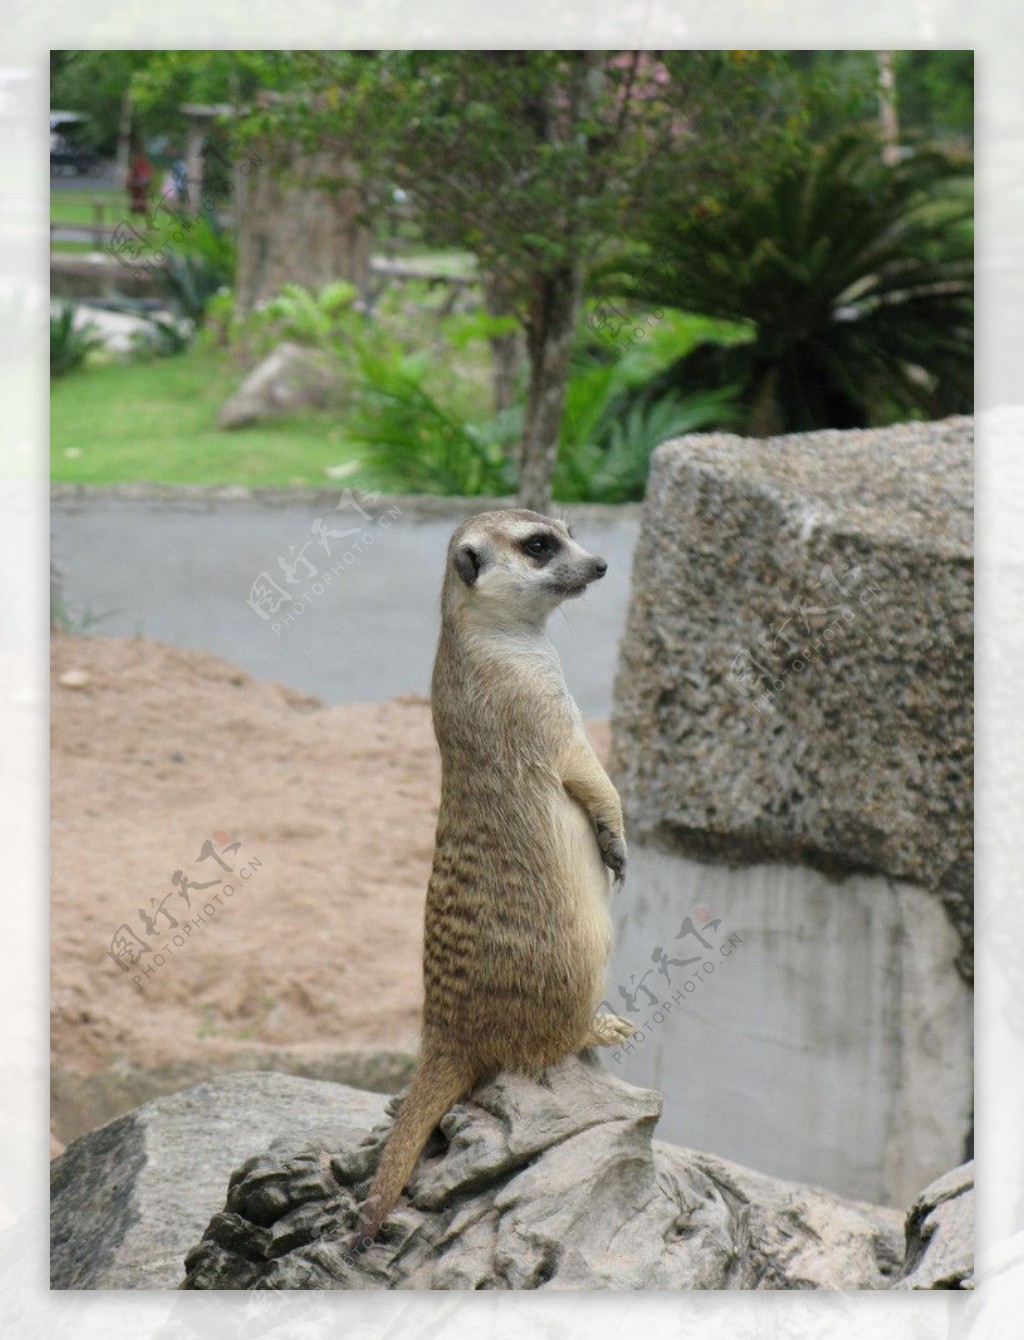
352 509 634 1247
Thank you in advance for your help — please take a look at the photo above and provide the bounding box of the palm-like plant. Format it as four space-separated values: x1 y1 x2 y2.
50 303 103 377
346 344 519 497
553 362 736 502
604 133 973 435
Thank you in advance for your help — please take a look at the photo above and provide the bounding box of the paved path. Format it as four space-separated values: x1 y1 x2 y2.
51 494 641 718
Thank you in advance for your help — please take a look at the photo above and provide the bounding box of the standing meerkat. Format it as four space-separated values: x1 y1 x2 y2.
353 508 635 1246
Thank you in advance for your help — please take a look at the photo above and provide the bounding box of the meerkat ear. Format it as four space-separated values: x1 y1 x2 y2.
453 543 482 586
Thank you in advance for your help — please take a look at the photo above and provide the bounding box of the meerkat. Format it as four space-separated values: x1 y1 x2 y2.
352 508 635 1247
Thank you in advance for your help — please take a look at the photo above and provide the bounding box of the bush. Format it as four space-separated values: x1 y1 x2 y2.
601 132 973 435
128 313 193 360
246 282 359 360
50 303 103 377
156 216 237 329
554 363 735 502
346 343 518 497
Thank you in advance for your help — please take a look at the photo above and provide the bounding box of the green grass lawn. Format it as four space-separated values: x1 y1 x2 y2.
51 239 106 255
51 347 362 488
50 188 127 228
50 188 130 255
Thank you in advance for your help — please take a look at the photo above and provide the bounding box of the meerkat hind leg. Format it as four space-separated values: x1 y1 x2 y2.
582 1013 638 1047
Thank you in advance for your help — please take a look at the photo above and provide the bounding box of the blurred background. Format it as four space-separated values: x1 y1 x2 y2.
50 50 972 505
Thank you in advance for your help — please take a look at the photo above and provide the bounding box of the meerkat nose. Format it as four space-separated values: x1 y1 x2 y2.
592 558 608 579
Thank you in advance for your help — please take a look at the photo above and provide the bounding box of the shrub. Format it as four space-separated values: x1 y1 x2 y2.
50 303 103 377
602 132 973 435
553 361 735 502
346 343 518 497
156 216 237 329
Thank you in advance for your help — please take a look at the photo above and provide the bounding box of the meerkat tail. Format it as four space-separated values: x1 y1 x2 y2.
350 1053 473 1247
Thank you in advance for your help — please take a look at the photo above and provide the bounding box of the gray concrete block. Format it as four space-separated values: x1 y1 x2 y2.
611 416 973 975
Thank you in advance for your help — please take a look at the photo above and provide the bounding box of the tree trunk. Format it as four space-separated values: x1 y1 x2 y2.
233 141 372 317
481 270 522 415
877 51 901 167
517 264 582 513
115 88 132 183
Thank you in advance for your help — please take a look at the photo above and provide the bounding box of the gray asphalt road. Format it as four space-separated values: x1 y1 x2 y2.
51 496 640 718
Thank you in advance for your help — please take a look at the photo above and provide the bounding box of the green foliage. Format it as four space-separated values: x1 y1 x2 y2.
578 302 753 385
155 216 236 327
50 52 142 153
159 253 221 328
346 344 518 497
554 363 735 502
129 313 192 360
238 281 360 357
51 51 278 151
783 51 973 147
257 52 802 300
894 51 973 143
604 132 973 435
50 302 103 376
347 312 736 503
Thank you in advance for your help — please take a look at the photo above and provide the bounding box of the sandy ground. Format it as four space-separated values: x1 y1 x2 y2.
51 630 609 1152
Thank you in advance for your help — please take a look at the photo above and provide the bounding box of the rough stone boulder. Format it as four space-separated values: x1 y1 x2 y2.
49 1063 972 1290
217 341 341 428
49 1071 383 1288
604 417 973 1208
611 416 973 975
180 1056 909 1289
896 1160 974 1290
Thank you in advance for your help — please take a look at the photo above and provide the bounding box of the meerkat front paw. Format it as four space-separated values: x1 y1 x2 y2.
583 1012 638 1047
596 823 627 884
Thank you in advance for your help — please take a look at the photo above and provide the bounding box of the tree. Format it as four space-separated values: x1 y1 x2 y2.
231 131 371 317
92 53 373 317
876 51 900 166
241 51 800 510
781 50 973 148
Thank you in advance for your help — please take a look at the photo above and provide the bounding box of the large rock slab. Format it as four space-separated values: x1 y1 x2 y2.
605 417 973 1210
181 1057 909 1290
50 1065 975 1291
49 1071 383 1288
610 416 973 975
605 857 972 1209
896 1159 974 1290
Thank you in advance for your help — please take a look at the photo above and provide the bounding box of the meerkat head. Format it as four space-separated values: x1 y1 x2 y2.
443 509 607 627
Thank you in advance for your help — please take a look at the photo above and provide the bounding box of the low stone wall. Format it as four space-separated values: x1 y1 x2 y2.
608 417 973 1207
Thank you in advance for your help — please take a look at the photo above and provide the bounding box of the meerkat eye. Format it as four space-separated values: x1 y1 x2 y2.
522 533 560 559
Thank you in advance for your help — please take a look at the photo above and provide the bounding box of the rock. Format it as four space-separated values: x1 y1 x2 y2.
604 418 974 1208
895 1160 974 1289
155 1061 914 1290
606 856 972 1210
217 342 342 429
58 669 90 688
49 1071 384 1288
611 416 973 975
51 1046 416 1146
51 1066 974 1291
